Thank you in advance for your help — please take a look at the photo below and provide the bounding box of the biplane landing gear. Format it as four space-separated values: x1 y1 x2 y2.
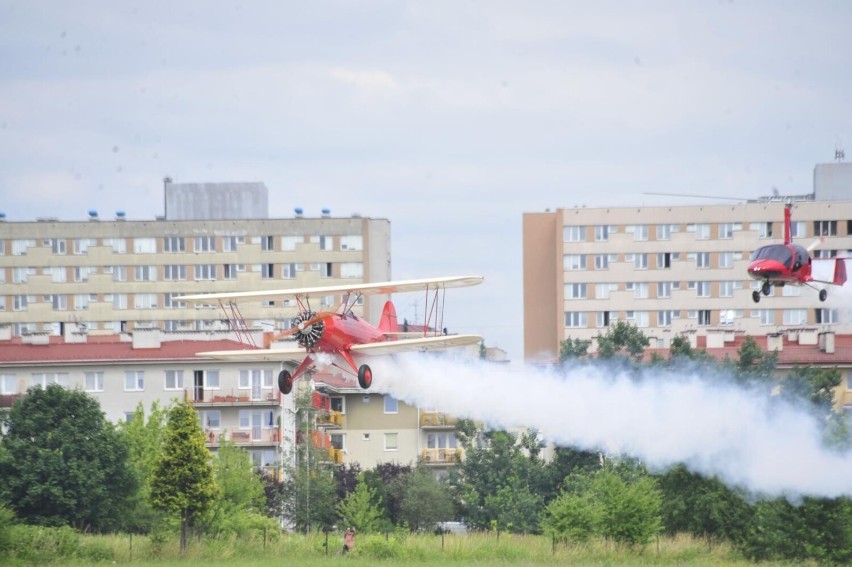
819 289 828 302
358 364 373 390
278 370 293 395
761 282 771 296
752 290 761 303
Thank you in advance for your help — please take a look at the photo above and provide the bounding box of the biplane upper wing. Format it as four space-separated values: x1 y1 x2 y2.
349 334 482 356
195 346 311 362
176 275 484 305
810 258 849 286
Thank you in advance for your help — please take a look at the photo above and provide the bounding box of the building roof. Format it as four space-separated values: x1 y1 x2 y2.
0 335 249 366
645 332 852 366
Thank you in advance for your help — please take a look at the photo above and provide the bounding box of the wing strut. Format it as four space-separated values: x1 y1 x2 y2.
219 300 257 347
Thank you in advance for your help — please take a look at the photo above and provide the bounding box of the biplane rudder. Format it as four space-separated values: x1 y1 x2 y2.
378 300 400 333
834 258 848 286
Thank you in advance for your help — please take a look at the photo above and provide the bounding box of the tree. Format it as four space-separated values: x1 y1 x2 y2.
483 475 543 534
286 465 338 532
559 337 589 362
203 439 271 535
594 321 650 362
117 401 169 533
336 476 387 533
394 468 455 532
361 462 411 526
150 400 218 552
781 365 841 414
734 336 777 385
0 385 135 531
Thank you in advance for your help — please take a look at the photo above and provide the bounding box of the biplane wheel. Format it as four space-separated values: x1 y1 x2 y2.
751 290 761 303
357 364 373 390
819 289 828 302
278 370 293 395
761 282 771 296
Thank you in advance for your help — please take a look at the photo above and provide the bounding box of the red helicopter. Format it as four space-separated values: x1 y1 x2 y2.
747 203 847 303
177 276 483 394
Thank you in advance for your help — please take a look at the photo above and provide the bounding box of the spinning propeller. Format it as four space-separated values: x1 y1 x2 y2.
280 311 334 348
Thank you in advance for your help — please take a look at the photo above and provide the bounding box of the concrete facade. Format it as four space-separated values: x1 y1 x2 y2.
523 199 852 362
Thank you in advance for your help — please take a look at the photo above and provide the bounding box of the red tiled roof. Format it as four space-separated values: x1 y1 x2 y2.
646 333 852 365
0 337 251 365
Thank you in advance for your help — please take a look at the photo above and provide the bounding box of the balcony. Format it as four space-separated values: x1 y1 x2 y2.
421 448 463 465
0 394 24 409
420 411 458 428
188 389 280 407
316 411 343 428
204 428 281 447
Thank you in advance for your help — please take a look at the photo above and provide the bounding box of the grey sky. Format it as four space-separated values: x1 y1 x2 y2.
2 1 851 359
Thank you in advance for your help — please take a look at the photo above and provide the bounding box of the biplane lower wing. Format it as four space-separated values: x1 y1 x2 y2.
349 334 482 356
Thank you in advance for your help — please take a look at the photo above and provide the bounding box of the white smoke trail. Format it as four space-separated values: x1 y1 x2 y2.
372 354 852 499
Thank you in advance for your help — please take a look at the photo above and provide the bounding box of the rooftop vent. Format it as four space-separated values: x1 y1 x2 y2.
115 210 126 221
88 210 99 221
321 208 331 218
294 207 304 218
0 212 5 222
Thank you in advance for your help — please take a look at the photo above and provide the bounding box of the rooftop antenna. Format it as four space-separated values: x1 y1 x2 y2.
835 148 845 161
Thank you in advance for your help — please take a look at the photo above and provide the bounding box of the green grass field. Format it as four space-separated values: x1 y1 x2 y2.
6 530 801 566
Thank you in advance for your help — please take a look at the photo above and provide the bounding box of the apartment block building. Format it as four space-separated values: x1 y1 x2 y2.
523 177 852 362
0 329 292 477
0 181 391 338
308 373 464 474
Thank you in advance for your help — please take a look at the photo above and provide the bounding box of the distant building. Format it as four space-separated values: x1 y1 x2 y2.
523 163 852 363
0 180 391 338
0 329 291 479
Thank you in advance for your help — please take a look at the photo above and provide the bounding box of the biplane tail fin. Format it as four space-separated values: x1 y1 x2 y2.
378 300 400 334
834 258 848 286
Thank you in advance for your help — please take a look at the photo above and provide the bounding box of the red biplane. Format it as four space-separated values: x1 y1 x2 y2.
747 203 847 303
177 276 483 394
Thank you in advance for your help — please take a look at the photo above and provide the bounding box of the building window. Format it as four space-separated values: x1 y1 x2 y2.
657 282 673 298
718 252 735 268
595 225 615 241
165 370 184 390
719 223 737 239
111 266 127 282
563 225 586 242
626 311 649 327
135 265 157 281
340 235 362 250
783 309 808 326
164 265 186 280
628 224 649 241
564 254 586 271
85 372 104 392
565 283 587 299
689 223 711 240
815 308 839 324
261 264 275 279
134 293 157 309
32 373 69 388
750 221 773 239
595 283 617 299
73 238 97 254
754 309 775 325
594 254 609 270
125 371 145 391
657 310 679 327
384 395 398 414
384 432 399 451
49 239 67 254
596 311 615 327
814 220 837 237
656 224 678 240
222 236 243 252
311 235 334 251
194 236 216 252
1 374 17 394
261 236 274 251
202 410 221 429
164 236 185 252
564 311 588 328
281 236 301 251
697 310 711 326
133 238 156 254
633 253 648 269
694 252 710 269
719 281 741 297
341 262 363 278
194 264 216 280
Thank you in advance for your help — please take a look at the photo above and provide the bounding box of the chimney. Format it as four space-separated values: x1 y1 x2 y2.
767 333 783 352
818 331 836 354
